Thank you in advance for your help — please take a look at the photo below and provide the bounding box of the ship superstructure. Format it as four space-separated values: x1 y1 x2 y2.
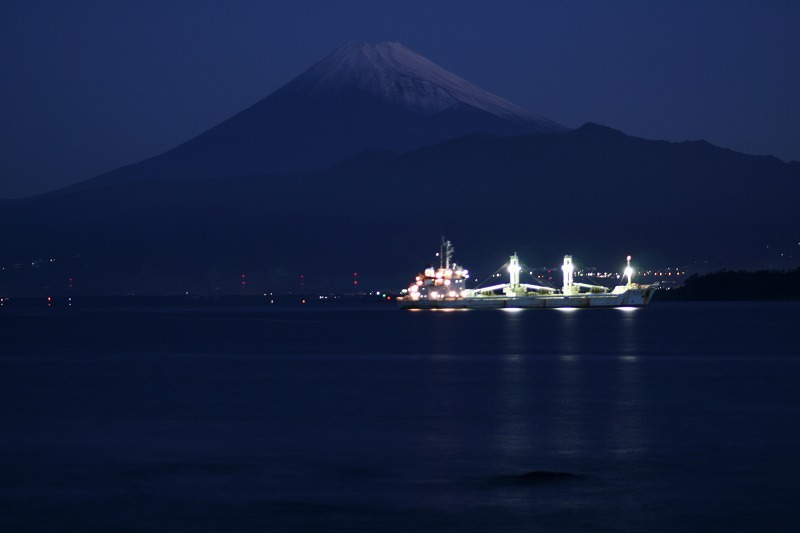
398 241 656 309
404 239 471 302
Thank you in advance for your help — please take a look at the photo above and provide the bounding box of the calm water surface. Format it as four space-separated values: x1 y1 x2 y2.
1 302 799 531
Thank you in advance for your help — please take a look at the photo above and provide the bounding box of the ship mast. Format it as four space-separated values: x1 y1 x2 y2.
440 237 454 270
508 253 521 289
562 255 574 294
624 255 634 286
446 240 453 270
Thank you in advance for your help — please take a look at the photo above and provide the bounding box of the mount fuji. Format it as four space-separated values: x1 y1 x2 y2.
73 42 565 192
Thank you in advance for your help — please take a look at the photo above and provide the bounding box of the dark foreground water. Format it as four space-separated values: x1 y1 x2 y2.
1 302 799 531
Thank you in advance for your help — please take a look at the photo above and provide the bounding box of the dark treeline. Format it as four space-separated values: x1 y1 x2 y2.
658 269 800 301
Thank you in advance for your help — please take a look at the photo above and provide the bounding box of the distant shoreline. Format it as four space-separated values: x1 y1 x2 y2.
3 270 800 309
0 293 396 312
655 269 800 301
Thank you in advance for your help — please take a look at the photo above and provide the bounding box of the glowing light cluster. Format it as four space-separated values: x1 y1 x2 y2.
401 241 472 302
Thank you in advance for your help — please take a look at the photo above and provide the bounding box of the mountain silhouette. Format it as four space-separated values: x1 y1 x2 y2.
68 41 565 193
2 124 797 295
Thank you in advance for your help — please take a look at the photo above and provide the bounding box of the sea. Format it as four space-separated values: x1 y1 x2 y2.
1 300 799 532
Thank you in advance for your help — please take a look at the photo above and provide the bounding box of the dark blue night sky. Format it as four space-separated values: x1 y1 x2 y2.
2 1 799 198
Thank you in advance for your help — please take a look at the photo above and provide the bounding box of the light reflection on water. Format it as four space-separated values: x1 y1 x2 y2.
491 306 648 466
495 351 528 464
612 309 645 456
495 310 527 463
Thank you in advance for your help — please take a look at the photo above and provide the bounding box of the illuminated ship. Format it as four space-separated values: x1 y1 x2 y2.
397 240 657 309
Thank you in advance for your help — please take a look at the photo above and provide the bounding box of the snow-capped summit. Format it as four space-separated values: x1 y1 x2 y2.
285 42 558 127
74 42 566 190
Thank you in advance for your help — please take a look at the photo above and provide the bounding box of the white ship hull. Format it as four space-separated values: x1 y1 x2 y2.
398 286 655 309
398 240 656 310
